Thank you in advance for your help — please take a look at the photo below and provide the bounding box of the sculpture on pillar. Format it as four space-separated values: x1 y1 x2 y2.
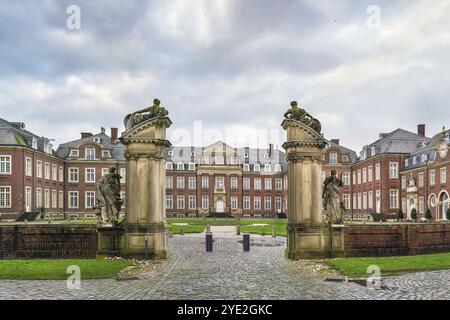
284 100 322 133
322 170 345 224
124 98 169 131
94 167 123 224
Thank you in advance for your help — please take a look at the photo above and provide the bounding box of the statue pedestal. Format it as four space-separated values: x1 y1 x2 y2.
98 116 172 259
282 118 330 259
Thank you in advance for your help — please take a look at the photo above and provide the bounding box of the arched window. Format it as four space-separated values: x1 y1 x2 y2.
177 163 184 170
166 162 173 170
274 164 282 172
264 164 272 172
253 164 260 172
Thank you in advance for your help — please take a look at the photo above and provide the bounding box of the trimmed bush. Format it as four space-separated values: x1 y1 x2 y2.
425 208 432 221
411 208 417 221
397 208 404 221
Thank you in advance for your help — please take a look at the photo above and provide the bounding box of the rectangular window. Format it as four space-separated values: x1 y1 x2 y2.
36 161 42 178
368 166 373 182
52 190 57 208
275 197 282 211
69 149 79 157
215 156 224 165
357 170 361 184
69 168 79 182
352 172 356 185
25 187 32 210
254 178 261 191
275 178 282 191
215 177 224 190
264 178 272 190
202 176 209 189
166 195 173 209
0 156 11 174
85 148 95 160
0 186 11 208
342 172 350 186
120 168 126 184
177 196 185 209
102 168 109 176
243 196 250 210
363 192 367 210
390 189 399 209
254 197 261 211
357 193 362 210
44 163 50 179
52 165 57 181
329 153 337 164
166 176 173 189
188 177 196 189
418 172 424 187
430 170 435 185
231 177 238 190
188 196 196 210
343 194 350 210
243 178 250 190
25 158 32 176
59 191 64 209
419 197 425 214
59 166 64 182
401 176 407 189
36 188 42 208
44 189 50 208
362 168 367 184
69 191 78 208
353 194 356 210
402 198 407 213
368 191 373 209
440 167 447 184
389 162 398 179
85 192 95 209
85 168 95 183
177 177 185 189
202 196 209 210
264 197 271 210
375 163 381 180
121 192 126 209
231 196 238 210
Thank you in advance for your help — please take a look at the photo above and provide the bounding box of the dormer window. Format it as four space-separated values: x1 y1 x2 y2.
102 150 111 158
243 164 250 172
264 164 272 172
422 141 427 147
168 150 174 156
215 156 224 165
274 164 282 172
422 154 428 162
342 155 349 162
190 151 196 156
188 163 195 170
177 163 184 170
32 138 37 150
93 137 101 143
405 159 409 166
371 147 376 156
329 153 337 164
254 164 260 172
412 157 417 165
166 162 173 170
85 148 95 160
69 149 79 157
244 153 249 158
202 156 210 164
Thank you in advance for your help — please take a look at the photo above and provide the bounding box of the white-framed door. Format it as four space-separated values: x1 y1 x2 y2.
216 198 224 213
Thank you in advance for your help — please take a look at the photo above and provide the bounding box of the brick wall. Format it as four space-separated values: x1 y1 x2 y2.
343 223 450 256
0 224 97 259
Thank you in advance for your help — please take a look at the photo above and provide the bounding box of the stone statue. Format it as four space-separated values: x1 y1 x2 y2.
124 98 169 131
408 174 416 187
94 167 123 224
284 100 322 133
322 170 345 224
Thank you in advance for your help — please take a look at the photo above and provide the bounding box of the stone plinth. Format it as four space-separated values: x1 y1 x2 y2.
282 118 329 259
98 116 172 259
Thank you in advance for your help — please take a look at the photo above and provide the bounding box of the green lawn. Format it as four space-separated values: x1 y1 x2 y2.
167 218 287 236
0 256 132 280
326 252 450 278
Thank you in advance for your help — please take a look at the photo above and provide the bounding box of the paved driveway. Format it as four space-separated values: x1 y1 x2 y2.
0 236 449 300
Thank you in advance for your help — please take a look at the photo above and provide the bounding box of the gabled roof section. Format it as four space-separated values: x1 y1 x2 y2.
325 140 357 163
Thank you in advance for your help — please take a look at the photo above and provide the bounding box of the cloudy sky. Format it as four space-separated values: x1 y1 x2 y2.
1 0 450 153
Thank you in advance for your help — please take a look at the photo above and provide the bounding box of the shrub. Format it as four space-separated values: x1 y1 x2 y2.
425 208 432 221
411 208 417 221
397 208 404 221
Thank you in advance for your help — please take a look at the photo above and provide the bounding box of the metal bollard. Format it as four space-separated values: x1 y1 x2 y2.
206 232 213 252
243 233 250 252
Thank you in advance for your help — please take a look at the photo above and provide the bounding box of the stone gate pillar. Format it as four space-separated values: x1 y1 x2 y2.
119 113 172 259
281 101 328 259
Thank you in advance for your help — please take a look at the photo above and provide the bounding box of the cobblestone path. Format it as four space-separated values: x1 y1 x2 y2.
0 236 449 300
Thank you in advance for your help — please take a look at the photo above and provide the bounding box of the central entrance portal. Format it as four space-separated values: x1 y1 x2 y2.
216 198 224 213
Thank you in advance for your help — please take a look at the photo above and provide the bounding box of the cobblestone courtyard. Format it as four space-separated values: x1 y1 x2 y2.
0 236 449 300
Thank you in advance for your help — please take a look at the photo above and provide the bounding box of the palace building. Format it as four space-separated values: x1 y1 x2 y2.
1 116 449 222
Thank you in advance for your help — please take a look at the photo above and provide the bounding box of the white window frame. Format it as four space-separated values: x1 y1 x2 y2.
389 162 398 179
85 168 96 183
44 163 50 180
188 196 196 210
36 160 42 178
201 176 209 189
52 190 57 208
166 176 173 189
25 157 32 177
0 186 11 208
85 148 96 160
36 188 42 208
177 196 185 210
188 177 196 189
375 163 381 181
390 189 399 209
166 195 173 209
52 164 58 181
85 191 95 209
177 177 185 189
69 191 79 209
69 167 79 183
264 178 272 190
329 153 337 164
59 166 64 182
166 162 173 170
231 196 238 210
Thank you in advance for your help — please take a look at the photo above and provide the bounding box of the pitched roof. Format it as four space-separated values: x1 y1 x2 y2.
325 140 358 163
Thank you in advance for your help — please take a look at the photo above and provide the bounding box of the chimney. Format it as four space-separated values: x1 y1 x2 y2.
111 128 118 141
417 124 425 137
331 139 340 145
268 143 274 158
81 132 93 139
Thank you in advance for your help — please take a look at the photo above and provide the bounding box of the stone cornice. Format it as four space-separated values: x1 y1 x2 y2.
120 116 172 140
